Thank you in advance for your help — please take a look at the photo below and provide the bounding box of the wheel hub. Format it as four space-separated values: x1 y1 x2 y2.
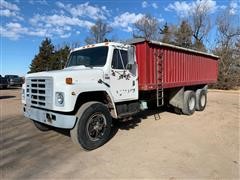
86 113 107 141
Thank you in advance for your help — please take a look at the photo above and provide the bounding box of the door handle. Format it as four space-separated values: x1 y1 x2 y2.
132 80 135 86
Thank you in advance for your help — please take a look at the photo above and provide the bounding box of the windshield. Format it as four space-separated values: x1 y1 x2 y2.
67 47 108 67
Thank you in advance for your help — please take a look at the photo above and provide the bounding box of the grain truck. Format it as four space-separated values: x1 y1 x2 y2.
22 39 219 150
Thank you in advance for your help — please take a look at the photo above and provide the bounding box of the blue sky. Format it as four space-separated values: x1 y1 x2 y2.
0 0 239 76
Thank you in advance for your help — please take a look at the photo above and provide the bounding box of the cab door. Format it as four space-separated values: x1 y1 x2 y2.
110 47 138 102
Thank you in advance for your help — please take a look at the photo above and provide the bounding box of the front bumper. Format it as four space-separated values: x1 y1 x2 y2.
23 105 76 129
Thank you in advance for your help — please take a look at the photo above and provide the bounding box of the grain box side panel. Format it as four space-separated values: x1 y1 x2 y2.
162 46 218 88
135 41 218 91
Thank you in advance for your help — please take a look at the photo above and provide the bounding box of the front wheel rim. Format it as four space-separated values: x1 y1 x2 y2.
86 113 107 141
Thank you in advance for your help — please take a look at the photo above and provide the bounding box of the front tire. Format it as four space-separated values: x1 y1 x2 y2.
70 102 112 151
182 90 196 115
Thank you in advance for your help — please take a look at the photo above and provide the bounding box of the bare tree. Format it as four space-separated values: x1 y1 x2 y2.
189 0 212 51
133 14 159 40
85 19 112 44
213 9 240 89
217 11 240 48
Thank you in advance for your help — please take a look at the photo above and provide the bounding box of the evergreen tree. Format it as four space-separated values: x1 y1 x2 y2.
51 46 70 70
29 38 54 73
160 23 173 43
174 21 193 48
29 38 70 73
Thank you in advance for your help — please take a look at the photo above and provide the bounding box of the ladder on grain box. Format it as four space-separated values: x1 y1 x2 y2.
154 49 164 107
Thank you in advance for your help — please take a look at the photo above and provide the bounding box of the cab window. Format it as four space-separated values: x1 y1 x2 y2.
112 49 128 69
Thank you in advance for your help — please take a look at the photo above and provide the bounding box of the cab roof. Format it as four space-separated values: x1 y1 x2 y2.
71 42 129 53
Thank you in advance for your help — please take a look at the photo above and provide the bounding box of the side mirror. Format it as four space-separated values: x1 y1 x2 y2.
127 46 135 65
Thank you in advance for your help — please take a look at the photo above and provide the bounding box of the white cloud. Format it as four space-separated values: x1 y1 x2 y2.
60 33 71 38
112 12 144 32
165 1 191 17
142 1 148 8
56 1 110 20
0 0 20 11
0 9 16 17
0 0 23 19
142 1 158 9
0 22 28 40
229 1 239 15
165 0 217 17
1 1 113 40
124 26 133 33
29 0 48 5
152 3 158 9
0 21 74 40
30 14 93 28
157 17 164 23
27 29 48 37
27 13 94 40
56 1 65 8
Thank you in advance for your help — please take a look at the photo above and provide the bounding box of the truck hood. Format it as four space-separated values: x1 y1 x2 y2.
25 67 104 84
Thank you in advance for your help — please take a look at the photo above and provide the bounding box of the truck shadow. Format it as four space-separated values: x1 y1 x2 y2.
0 95 16 99
108 107 173 139
50 106 180 146
114 108 166 130
0 87 21 90
109 106 181 140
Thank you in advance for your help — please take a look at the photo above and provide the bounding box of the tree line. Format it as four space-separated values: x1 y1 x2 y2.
30 2 239 89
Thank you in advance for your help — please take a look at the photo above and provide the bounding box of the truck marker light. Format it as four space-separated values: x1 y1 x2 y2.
66 77 72 84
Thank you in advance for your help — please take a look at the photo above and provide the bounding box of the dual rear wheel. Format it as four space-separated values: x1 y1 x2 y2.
182 89 207 115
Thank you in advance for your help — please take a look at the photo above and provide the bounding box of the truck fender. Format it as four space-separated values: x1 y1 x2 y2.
74 90 118 119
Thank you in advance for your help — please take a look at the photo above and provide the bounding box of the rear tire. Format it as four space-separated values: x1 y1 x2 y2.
196 89 207 111
182 90 196 115
33 121 50 131
70 102 112 151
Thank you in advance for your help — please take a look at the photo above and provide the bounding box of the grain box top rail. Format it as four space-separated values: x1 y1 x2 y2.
129 38 219 59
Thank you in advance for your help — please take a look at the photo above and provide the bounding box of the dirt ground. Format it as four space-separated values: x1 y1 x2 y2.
0 88 239 179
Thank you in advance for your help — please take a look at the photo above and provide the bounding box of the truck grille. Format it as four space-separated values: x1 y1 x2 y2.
26 77 53 108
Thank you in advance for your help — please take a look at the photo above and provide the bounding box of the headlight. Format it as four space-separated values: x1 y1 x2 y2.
55 92 64 106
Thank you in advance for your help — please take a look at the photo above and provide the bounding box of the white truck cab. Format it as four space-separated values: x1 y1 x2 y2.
22 42 139 150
